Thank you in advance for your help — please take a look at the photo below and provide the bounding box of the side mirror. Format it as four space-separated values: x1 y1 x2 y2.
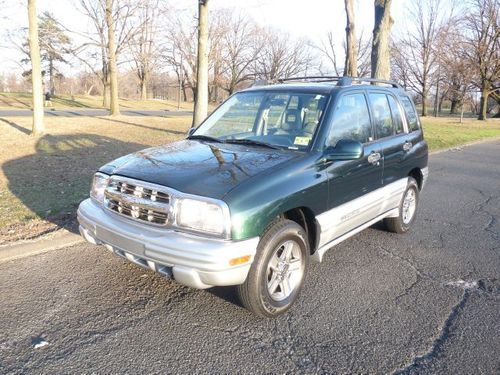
187 127 196 137
324 139 364 161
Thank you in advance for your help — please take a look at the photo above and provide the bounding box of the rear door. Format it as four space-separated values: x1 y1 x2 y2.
367 91 409 185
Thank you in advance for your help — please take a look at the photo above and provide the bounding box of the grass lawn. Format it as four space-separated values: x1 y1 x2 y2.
0 92 195 111
421 117 500 150
0 114 498 243
0 115 191 242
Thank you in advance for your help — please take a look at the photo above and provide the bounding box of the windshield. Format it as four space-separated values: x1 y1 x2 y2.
193 91 329 150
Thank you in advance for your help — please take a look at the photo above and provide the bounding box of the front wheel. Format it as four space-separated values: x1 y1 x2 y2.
384 177 419 233
236 219 309 317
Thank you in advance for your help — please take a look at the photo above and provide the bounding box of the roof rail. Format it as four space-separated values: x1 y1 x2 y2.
277 76 402 89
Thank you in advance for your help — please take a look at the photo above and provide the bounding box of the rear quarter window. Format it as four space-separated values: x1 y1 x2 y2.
399 96 420 131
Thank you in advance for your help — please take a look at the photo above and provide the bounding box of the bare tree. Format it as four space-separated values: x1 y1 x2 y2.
393 0 450 116
130 0 161 100
344 0 358 76
437 24 474 114
193 0 209 127
462 0 500 120
313 32 341 76
28 0 44 135
71 0 138 107
218 11 262 94
105 0 120 115
356 33 372 77
254 29 313 80
371 0 393 80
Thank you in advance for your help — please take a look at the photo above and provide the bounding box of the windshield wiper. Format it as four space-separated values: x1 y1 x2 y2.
224 138 280 150
187 134 223 143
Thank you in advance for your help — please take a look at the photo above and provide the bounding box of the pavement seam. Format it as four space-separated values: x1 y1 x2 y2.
392 289 470 374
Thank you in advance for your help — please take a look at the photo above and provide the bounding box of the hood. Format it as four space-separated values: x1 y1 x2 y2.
99 140 301 199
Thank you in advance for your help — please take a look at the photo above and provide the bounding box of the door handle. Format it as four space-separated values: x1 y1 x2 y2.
368 151 381 165
403 141 413 152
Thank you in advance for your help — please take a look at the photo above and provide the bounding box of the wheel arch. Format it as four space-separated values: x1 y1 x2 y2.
408 167 423 190
281 207 319 255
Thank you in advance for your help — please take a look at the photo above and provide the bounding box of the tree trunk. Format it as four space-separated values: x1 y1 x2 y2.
28 0 44 135
102 75 110 108
371 0 393 80
478 84 489 120
450 99 459 114
422 96 428 117
49 59 55 95
344 0 358 77
105 0 120 116
140 70 148 101
192 0 209 128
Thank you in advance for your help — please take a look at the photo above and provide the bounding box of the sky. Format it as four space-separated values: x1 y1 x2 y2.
0 0 409 76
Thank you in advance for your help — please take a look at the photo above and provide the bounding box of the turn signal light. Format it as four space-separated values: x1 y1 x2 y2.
229 255 251 266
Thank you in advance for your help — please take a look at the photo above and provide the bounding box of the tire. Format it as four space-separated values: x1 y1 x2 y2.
384 177 419 234
236 218 309 317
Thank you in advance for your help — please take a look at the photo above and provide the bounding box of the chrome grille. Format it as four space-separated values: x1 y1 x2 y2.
104 178 171 226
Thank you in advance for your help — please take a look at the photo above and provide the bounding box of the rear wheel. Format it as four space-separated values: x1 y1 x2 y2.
236 219 309 317
384 177 419 233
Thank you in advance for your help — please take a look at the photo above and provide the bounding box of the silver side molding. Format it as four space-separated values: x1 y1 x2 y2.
312 208 399 263
316 178 408 250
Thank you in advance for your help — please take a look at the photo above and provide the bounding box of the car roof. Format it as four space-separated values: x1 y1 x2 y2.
241 82 406 96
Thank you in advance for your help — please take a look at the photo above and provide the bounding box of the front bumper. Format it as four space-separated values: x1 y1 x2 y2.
77 199 259 289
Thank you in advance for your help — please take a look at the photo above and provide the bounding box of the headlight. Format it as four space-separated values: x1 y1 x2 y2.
90 172 109 204
175 198 229 237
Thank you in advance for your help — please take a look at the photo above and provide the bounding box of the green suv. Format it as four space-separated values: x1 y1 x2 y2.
78 76 428 317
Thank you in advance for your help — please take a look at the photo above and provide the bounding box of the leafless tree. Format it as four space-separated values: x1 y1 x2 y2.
71 0 138 107
313 32 341 76
129 0 161 100
392 0 452 116
105 0 120 115
344 0 358 77
461 0 499 120
28 0 44 135
254 29 313 80
216 11 263 94
371 0 393 80
193 0 209 127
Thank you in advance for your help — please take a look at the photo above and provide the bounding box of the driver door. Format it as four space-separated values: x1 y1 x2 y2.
317 91 384 247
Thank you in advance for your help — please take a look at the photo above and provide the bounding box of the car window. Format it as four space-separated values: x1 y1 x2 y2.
399 96 420 131
369 93 394 139
213 94 263 136
387 95 404 134
195 91 328 150
326 93 372 147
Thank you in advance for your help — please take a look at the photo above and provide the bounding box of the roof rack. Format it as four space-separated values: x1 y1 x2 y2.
277 76 402 89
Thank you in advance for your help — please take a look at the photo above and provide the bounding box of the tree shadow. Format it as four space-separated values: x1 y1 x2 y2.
2 133 146 234
95 116 187 136
52 96 93 108
0 117 31 135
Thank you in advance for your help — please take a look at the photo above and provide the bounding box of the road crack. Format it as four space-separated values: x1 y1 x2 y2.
392 278 499 374
393 289 470 374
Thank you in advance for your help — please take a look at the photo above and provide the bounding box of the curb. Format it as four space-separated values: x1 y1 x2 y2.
429 136 500 155
0 229 83 263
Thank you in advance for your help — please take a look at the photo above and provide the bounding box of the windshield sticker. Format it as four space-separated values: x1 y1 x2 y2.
294 136 311 146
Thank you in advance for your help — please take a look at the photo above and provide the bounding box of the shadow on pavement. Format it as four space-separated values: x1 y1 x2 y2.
3 133 145 234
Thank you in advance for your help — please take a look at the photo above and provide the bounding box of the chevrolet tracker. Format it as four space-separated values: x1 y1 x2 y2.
77 76 429 317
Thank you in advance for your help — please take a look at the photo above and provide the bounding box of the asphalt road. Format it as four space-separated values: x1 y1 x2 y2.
0 109 192 117
1 140 499 374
